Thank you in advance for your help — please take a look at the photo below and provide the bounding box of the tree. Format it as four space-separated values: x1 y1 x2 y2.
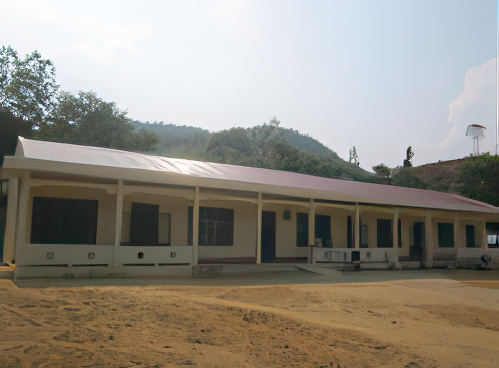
460 153 499 206
0 46 58 135
403 146 414 167
392 167 427 189
349 146 360 166
372 163 391 182
39 91 158 151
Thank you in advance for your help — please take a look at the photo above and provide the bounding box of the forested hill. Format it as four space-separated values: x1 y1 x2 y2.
132 120 379 183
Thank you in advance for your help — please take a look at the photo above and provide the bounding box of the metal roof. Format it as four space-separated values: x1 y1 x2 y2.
3 137 498 214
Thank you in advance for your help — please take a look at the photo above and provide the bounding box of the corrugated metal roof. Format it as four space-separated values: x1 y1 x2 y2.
4 137 499 214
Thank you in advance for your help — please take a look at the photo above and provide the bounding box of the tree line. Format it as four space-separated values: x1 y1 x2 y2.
0 46 158 151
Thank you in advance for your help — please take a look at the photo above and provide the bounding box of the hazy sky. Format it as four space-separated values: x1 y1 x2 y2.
1 0 497 171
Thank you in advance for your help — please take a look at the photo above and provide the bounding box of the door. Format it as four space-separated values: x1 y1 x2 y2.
466 225 475 248
129 202 159 246
315 215 331 247
261 211 276 263
411 222 424 260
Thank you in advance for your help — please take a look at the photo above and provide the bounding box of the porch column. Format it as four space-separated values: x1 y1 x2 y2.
113 179 124 267
393 207 399 248
256 192 262 264
453 212 459 248
308 199 315 263
425 211 433 268
354 203 360 249
14 173 30 265
308 199 315 245
2 178 18 264
114 179 124 247
482 220 488 251
192 186 200 266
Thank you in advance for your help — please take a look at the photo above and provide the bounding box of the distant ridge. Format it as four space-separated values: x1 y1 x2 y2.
132 121 378 183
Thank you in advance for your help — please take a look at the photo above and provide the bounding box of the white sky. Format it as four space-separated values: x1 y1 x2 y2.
1 0 497 171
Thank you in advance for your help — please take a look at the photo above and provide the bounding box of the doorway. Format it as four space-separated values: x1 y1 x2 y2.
129 202 159 246
261 211 276 263
411 222 424 260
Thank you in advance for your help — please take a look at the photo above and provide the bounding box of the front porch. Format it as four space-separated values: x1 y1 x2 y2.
2 172 498 278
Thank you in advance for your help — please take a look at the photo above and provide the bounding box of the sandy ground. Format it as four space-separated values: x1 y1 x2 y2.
1 271 498 368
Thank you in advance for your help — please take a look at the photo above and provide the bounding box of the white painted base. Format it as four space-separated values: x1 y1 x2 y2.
15 265 192 279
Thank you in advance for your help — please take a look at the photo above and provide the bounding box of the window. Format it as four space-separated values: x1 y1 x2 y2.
465 225 475 248
377 219 393 248
31 197 98 244
188 206 234 246
486 222 499 248
347 216 353 248
129 202 159 246
296 212 308 247
438 223 454 248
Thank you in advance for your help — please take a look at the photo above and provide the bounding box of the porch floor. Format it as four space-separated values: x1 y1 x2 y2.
199 257 307 265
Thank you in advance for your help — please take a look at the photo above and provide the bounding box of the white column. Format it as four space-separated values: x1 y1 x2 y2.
308 199 315 246
308 199 315 263
425 211 433 268
392 207 400 267
453 212 459 248
14 173 30 266
114 179 124 247
112 179 124 267
354 203 360 249
2 178 18 264
256 192 262 264
192 186 199 266
482 220 488 251
393 207 399 248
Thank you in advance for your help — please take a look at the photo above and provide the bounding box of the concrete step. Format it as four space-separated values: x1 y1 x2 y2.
0 266 14 280
296 265 343 276
400 261 421 269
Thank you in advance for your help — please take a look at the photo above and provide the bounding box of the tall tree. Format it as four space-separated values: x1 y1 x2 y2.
40 91 158 151
0 46 58 135
403 146 414 167
349 146 359 166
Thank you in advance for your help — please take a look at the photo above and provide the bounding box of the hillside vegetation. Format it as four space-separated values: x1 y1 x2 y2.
135 119 380 183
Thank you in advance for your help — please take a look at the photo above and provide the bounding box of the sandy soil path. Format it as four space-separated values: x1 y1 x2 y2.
0 273 498 367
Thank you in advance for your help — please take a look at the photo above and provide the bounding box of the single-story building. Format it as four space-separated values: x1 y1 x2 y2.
1 137 499 278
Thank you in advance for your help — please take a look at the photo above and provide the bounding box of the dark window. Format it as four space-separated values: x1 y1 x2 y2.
377 219 393 248
315 214 332 247
465 224 475 248
438 223 454 248
129 202 159 246
347 216 353 248
31 197 98 244
188 206 234 246
296 212 309 247
398 219 402 248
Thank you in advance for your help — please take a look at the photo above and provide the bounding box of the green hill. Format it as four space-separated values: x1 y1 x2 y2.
133 120 378 183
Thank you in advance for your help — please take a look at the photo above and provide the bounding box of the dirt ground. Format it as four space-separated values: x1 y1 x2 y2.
1 271 498 368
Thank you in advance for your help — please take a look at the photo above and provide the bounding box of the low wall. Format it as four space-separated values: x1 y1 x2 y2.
456 248 499 269
15 244 193 278
310 247 399 269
